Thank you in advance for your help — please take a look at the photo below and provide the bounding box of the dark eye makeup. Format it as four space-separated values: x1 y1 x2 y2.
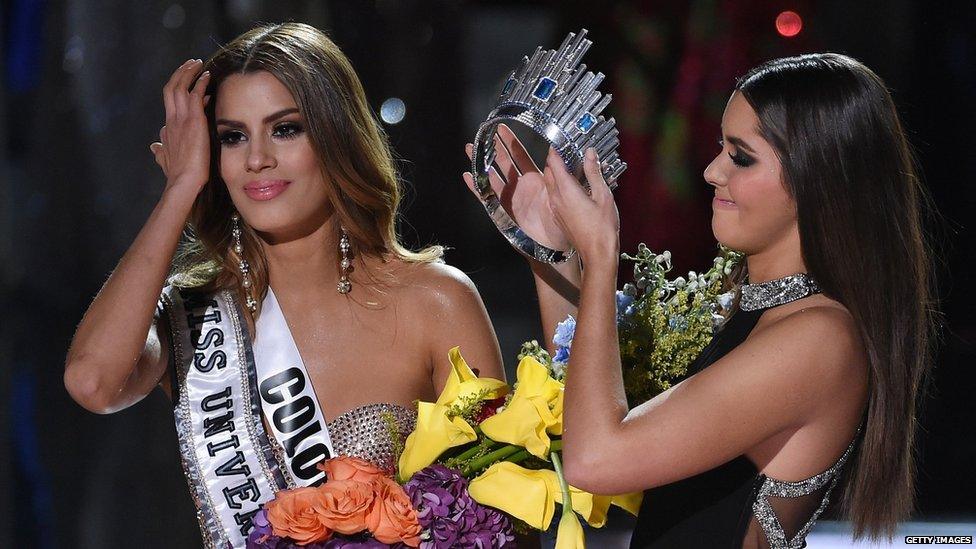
729 150 755 167
717 137 756 168
272 122 303 139
217 121 305 147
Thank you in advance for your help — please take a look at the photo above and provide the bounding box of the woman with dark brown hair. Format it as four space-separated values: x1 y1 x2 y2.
465 52 937 547
64 22 504 547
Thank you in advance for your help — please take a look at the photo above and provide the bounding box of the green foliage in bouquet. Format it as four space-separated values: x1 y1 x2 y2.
617 244 743 407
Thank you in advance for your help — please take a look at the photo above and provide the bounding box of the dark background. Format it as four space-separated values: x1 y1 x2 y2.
2 1 974 547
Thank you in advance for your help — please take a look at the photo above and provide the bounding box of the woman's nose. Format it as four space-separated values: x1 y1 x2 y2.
703 154 725 188
246 139 277 172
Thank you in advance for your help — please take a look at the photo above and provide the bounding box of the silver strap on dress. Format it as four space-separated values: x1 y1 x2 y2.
752 427 861 548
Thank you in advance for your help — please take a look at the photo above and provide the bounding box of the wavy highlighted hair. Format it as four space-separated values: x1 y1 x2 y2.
172 22 442 309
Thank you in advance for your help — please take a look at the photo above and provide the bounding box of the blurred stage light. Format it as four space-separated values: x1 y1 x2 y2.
775 10 803 38
63 36 84 73
163 4 186 29
380 98 406 125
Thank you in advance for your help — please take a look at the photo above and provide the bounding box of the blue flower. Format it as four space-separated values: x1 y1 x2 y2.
553 316 576 348
668 314 688 332
615 291 635 316
553 346 570 364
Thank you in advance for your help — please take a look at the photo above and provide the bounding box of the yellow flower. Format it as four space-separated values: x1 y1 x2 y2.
555 510 586 549
467 461 643 531
436 347 507 405
468 462 557 530
552 486 643 528
609 492 644 517
479 356 564 458
397 347 508 479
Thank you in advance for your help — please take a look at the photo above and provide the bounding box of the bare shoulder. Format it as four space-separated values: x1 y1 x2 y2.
741 296 867 394
378 259 503 383
393 261 483 310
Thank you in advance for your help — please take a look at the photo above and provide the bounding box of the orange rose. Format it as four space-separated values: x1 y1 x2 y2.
367 476 422 547
317 455 386 483
315 478 375 535
265 486 332 545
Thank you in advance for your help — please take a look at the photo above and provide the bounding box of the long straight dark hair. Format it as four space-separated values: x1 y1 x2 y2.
735 53 939 539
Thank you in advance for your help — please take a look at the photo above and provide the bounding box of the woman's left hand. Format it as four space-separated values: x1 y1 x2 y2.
544 147 620 267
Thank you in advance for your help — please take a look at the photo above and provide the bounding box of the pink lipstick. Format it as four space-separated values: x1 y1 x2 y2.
712 196 737 209
244 179 291 201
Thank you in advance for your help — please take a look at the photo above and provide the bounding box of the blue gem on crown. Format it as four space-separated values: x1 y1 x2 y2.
532 77 558 101
502 77 516 96
576 112 596 133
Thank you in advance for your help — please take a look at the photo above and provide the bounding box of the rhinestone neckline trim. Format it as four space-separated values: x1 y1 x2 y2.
740 273 821 311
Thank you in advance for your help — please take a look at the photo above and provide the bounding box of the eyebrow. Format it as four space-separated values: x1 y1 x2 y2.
216 107 300 128
725 135 757 154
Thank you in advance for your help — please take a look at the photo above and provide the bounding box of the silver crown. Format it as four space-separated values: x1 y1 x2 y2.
471 29 625 263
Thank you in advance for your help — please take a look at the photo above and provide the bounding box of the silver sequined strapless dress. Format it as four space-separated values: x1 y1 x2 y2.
325 402 417 473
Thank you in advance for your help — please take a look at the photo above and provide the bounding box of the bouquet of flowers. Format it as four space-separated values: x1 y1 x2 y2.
534 244 742 407
396 347 642 548
246 245 737 548
247 347 641 548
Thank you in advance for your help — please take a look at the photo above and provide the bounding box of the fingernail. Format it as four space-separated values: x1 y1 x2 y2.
587 148 596 159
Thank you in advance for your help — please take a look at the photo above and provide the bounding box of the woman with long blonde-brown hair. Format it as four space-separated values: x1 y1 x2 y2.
65 23 504 546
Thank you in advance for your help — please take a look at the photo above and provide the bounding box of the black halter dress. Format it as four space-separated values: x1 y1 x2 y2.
629 277 861 549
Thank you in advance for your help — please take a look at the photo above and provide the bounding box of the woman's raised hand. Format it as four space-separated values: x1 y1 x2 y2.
462 125 619 265
543 146 620 267
463 124 572 252
149 59 212 193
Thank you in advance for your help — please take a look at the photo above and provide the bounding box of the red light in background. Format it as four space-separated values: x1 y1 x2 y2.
776 11 803 37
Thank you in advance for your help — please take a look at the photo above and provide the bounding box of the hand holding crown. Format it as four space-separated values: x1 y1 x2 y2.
466 29 625 263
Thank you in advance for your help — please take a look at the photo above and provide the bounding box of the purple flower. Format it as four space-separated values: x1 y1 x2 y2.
404 465 514 548
246 509 291 549
552 316 576 348
454 503 516 548
252 509 273 537
323 536 405 548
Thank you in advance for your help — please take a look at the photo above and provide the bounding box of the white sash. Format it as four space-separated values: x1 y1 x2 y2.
163 286 334 548
253 287 334 486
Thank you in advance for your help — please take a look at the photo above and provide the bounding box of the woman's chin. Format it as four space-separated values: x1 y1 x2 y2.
711 222 749 254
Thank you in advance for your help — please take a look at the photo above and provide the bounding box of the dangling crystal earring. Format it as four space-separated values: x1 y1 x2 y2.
232 212 258 311
337 227 352 294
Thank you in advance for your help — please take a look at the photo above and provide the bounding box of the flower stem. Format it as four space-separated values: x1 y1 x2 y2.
502 439 563 465
463 444 522 477
551 452 574 519
503 449 531 464
452 438 501 463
